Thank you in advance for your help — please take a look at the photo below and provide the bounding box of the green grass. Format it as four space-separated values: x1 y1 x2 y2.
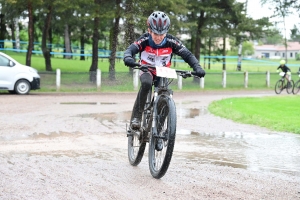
208 96 300 134
4 50 300 73
2 50 300 92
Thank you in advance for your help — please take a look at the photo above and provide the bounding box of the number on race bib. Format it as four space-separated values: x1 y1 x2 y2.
155 67 177 79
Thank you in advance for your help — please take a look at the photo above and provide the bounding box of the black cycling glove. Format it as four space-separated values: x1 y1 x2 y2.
195 67 206 78
124 57 140 68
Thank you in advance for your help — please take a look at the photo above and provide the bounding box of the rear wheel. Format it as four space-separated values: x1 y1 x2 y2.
275 80 284 94
128 108 148 166
293 80 300 94
148 96 176 179
128 131 146 166
127 91 152 166
286 80 294 94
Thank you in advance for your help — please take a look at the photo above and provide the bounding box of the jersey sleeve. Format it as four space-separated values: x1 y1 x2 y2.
123 33 149 59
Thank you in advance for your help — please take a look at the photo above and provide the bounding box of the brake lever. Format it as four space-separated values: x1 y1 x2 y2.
181 72 192 79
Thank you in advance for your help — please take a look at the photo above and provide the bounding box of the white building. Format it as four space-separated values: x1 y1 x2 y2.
254 42 300 59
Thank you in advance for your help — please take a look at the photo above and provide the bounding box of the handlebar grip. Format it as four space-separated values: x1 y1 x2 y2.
132 62 141 67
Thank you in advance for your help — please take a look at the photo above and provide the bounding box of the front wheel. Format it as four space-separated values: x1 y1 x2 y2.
286 80 294 94
293 80 300 94
15 79 31 95
275 80 284 94
148 96 176 179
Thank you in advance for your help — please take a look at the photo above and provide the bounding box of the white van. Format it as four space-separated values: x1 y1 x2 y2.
0 52 40 94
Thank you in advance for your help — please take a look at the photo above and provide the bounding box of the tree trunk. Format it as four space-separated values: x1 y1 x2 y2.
49 27 53 56
208 37 212 70
124 0 135 75
195 31 201 62
124 0 134 47
15 18 20 50
190 33 196 56
64 24 72 59
89 0 100 83
9 22 16 49
109 0 121 81
80 26 85 61
195 11 205 62
194 12 205 82
42 5 53 71
283 16 288 62
0 14 6 49
26 1 34 66
222 36 226 70
236 42 242 71
194 31 201 82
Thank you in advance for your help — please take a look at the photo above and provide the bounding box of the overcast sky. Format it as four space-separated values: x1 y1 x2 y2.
239 0 300 39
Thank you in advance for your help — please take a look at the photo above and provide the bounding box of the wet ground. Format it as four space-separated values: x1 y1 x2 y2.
76 108 300 176
0 91 299 199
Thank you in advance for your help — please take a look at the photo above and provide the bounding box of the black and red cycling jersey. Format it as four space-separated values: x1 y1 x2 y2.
123 32 201 75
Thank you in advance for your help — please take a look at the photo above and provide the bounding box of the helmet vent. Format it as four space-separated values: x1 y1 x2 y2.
147 11 170 34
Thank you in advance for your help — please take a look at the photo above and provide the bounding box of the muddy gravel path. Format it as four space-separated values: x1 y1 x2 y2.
0 91 299 200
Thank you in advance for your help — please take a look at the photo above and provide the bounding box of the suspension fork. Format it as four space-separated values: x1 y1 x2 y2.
151 87 159 136
151 78 173 137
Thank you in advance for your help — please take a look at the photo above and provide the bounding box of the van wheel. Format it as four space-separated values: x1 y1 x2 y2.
15 80 31 95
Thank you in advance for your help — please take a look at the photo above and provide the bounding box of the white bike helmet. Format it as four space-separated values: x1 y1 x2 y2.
147 11 170 34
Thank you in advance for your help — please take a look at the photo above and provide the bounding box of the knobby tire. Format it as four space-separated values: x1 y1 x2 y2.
128 91 152 166
127 105 147 166
293 80 300 94
275 80 284 94
286 80 294 94
148 96 176 179
128 135 146 166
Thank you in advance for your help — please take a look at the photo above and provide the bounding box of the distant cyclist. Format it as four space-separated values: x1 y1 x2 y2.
277 60 291 83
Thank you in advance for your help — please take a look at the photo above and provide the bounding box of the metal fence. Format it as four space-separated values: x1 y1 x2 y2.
38 69 292 92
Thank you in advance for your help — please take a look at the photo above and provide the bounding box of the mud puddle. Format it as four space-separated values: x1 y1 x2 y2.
175 130 300 175
78 107 300 175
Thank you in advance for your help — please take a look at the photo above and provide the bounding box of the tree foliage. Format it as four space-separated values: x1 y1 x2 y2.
0 0 277 73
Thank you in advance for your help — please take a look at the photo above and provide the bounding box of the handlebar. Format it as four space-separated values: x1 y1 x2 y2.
132 64 199 78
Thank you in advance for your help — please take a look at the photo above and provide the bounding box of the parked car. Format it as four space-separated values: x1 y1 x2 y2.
0 52 40 95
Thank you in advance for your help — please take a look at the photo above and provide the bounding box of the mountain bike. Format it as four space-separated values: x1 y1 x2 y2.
126 64 199 179
292 71 300 94
275 72 294 94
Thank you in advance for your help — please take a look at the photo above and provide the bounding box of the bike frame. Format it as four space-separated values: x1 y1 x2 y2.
127 64 197 178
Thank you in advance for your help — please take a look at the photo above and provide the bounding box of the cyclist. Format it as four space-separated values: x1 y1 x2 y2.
277 60 291 83
123 11 205 130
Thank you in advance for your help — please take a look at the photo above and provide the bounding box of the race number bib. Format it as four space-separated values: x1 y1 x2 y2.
156 67 177 79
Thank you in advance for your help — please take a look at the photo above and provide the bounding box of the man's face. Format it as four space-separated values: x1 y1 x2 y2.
148 28 166 45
